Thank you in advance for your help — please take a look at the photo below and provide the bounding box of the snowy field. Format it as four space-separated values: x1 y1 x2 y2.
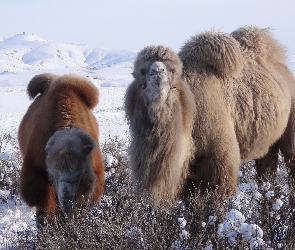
1 33 295 249
0 33 135 248
0 33 136 140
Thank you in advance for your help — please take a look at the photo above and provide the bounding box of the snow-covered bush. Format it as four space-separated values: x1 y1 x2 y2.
2 135 295 249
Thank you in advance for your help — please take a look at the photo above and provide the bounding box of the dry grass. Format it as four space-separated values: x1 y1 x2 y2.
1 135 295 249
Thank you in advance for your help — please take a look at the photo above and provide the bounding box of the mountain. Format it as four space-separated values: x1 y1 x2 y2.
0 33 137 74
0 33 293 88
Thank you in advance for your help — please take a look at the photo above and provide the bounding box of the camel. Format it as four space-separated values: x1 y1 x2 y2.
18 73 105 224
124 26 295 206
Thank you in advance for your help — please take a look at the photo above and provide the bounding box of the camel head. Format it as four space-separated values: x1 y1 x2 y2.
45 128 96 214
144 61 174 103
133 45 183 107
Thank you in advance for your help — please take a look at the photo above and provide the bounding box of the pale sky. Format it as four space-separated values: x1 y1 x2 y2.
1 0 295 55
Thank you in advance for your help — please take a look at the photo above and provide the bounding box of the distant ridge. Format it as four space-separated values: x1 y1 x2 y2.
0 33 137 74
3 33 48 43
0 33 293 75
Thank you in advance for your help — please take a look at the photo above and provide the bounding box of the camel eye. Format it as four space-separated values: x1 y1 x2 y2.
171 70 176 75
140 69 146 75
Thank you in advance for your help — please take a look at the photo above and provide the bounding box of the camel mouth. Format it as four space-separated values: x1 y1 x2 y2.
60 200 74 214
57 180 79 214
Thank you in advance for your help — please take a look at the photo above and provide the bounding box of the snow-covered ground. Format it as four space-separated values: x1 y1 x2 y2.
0 33 295 249
0 33 137 140
0 33 135 248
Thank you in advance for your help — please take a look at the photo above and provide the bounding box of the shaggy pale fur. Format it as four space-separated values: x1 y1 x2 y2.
179 26 295 197
125 26 295 206
125 46 196 206
18 73 105 222
231 26 295 177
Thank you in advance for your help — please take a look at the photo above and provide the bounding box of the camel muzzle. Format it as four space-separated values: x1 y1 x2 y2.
147 61 169 86
57 180 79 214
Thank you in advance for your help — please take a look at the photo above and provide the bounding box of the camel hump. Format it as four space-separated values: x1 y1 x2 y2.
231 26 287 64
179 30 243 78
52 74 99 109
27 73 57 99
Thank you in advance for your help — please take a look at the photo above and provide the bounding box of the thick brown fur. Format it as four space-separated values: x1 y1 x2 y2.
18 73 105 221
125 26 295 206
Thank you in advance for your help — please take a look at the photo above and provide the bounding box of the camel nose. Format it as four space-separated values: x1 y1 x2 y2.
57 182 76 214
148 62 168 84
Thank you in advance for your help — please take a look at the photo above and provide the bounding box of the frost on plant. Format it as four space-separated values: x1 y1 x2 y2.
218 209 265 247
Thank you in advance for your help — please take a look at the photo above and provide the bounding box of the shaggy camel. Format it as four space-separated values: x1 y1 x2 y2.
124 26 295 206
125 46 196 205
18 73 105 223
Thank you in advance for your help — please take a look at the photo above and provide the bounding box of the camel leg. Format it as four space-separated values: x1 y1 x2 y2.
279 108 295 180
182 141 240 232
281 149 295 180
255 143 279 179
183 137 241 199
36 186 58 230
36 207 46 229
278 108 295 213
20 157 50 208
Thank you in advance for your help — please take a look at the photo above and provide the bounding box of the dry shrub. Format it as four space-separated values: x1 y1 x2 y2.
0 132 21 195
3 136 295 249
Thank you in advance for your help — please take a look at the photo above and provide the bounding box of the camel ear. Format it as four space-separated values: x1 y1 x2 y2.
45 135 56 154
83 145 95 156
45 145 51 154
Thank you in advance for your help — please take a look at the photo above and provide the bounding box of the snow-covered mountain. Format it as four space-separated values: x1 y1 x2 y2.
0 33 294 88
0 33 138 87
0 33 137 74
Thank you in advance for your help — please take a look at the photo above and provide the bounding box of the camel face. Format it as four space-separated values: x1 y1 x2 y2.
46 157 93 214
45 128 96 214
144 61 172 106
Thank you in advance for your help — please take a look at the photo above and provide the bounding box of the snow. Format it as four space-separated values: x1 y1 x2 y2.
0 35 135 248
272 199 284 211
179 229 189 240
266 190 275 199
0 152 10 161
0 34 137 144
177 217 187 228
218 210 265 247
4 33 47 43
0 33 294 249
104 152 118 170
0 33 137 86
